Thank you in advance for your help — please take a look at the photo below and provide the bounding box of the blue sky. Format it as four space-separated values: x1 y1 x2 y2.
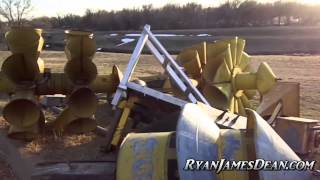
31 0 319 17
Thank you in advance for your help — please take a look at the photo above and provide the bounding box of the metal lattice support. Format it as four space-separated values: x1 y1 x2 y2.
111 24 210 108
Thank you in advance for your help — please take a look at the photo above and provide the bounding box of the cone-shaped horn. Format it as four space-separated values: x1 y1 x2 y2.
53 108 97 134
5 27 44 62
65 117 97 134
68 87 98 118
64 30 97 85
7 111 44 141
1 54 44 84
177 37 277 116
64 30 96 62
0 72 15 93
64 60 97 85
3 98 41 128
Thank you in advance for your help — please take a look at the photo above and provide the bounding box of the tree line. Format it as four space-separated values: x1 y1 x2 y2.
2 0 320 30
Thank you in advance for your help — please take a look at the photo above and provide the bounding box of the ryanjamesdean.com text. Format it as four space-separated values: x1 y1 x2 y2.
184 159 316 173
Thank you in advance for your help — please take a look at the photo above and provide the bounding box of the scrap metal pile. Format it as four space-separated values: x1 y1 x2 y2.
0 28 122 140
0 25 318 180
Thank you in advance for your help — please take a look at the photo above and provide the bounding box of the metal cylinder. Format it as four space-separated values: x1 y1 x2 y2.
53 107 97 134
68 87 98 118
64 30 97 85
1 54 44 84
7 111 44 140
64 60 97 85
3 90 41 128
64 30 96 62
64 117 97 134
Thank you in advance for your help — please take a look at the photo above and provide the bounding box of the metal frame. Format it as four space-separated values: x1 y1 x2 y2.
111 24 210 108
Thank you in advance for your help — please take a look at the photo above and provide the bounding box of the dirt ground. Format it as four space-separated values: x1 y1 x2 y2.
0 51 319 178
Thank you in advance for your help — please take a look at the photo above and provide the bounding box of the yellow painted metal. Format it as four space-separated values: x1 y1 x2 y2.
1 54 44 84
5 27 44 62
48 30 101 135
117 132 174 180
7 111 44 140
0 27 45 140
64 60 97 85
110 97 138 147
0 28 124 138
33 65 122 95
88 65 123 95
53 107 97 135
64 30 97 85
0 72 15 93
176 49 202 79
3 27 45 84
64 30 96 62
3 90 41 128
257 82 300 117
177 37 277 116
110 104 131 147
68 87 98 118
52 87 98 134
168 78 199 98
216 129 250 180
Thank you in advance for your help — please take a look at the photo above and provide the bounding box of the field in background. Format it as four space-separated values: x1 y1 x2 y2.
16 26 320 55
0 51 318 119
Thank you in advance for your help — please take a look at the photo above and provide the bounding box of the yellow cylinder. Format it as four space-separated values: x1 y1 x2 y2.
234 72 257 90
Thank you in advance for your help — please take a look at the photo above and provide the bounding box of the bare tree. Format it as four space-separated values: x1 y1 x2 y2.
0 0 32 26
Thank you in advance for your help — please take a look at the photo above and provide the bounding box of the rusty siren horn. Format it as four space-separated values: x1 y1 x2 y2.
64 30 97 85
1 54 45 84
5 27 44 62
64 60 97 85
7 111 45 141
68 87 98 118
64 30 96 61
177 37 277 116
52 30 99 134
2 27 45 84
3 90 41 128
53 107 97 134
1 27 45 140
